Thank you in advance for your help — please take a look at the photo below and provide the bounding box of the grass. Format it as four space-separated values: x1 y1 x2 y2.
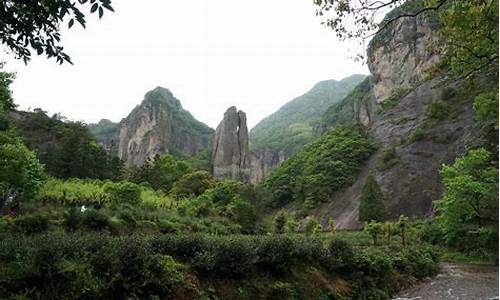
440 247 498 265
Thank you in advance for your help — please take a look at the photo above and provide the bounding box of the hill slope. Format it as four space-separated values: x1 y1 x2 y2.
249 74 366 155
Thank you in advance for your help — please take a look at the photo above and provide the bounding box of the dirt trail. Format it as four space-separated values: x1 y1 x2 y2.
393 262 499 300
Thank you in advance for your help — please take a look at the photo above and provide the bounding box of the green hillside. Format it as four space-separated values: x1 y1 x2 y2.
249 74 366 155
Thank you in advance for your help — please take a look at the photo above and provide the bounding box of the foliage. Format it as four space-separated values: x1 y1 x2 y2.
429 0 498 82
0 232 184 299
0 68 15 116
264 125 377 209
303 216 322 235
250 75 366 155
365 221 385 246
0 0 114 64
319 76 373 131
274 211 288 234
473 89 499 148
377 146 400 171
126 154 191 192
13 110 122 180
359 175 387 222
434 148 498 256
103 181 141 205
0 132 44 200
170 170 216 198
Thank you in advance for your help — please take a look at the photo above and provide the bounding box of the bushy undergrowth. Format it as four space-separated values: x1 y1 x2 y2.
0 231 439 299
264 125 376 210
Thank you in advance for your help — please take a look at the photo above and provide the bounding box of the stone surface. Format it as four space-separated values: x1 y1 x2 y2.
117 87 213 166
212 106 251 182
312 7 484 229
250 149 286 184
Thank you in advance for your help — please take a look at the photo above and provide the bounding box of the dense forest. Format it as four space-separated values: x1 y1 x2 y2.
0 0 498 299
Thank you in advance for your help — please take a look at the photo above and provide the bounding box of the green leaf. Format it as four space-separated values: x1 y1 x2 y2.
68 19 74 28
98 6 104 19
91 3 98 13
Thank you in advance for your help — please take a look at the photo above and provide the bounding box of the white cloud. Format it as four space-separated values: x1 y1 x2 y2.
3 0 368 129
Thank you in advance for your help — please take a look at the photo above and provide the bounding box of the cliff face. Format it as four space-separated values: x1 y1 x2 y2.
118 87 213 166
312 4 485 229
212 106 251 182
250 149 285 184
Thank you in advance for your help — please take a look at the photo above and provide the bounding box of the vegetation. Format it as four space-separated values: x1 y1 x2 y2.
250 75 365 155
0 0 114 64
264 125 377 210
359 175 387 222
434 148 498 257
377 146 400 171
319 76 373 131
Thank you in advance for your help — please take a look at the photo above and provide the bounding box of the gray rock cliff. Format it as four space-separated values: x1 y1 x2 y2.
118 87 213 166
212 106 251 182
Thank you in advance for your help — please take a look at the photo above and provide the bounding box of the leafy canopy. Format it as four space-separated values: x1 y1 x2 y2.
0 0 114 64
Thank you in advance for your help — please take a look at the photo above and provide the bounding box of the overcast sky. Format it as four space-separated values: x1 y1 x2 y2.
3 1 369 129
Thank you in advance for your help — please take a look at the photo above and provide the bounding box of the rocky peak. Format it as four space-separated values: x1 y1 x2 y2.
367 3 440 103
212 106 251 182
118 87 213 166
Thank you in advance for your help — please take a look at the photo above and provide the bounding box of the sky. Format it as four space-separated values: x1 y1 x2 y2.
3 1 369 129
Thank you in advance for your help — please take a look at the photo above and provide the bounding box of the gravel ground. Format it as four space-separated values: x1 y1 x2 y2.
393 262 499 300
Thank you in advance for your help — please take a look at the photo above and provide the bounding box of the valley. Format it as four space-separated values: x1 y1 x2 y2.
0 0 498 299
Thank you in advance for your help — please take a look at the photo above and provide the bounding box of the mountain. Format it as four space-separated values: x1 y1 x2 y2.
93 87 214 166
88 119 119 155
249 74 366 156
264 0 492 229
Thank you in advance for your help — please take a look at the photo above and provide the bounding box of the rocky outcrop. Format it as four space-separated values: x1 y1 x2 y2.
311 2 485 229
250 149 285 184
212 107 251 182
367 4 440 103
118 87 213 166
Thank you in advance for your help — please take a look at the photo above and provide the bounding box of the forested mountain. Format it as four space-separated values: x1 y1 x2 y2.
264 0 498 232
249 74 365 155
88 119 119 155
0 0 497 299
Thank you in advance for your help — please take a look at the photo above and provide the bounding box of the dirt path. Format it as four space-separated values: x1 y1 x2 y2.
393 262 499 300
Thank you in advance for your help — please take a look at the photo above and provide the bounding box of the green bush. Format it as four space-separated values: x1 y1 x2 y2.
377 146 400 171
359 175 387 223
81 209 109 231
12 213 49 235
325 238 355 273
103 181 141 205
170 170 216 198
0 232 184 299
264 125 376 209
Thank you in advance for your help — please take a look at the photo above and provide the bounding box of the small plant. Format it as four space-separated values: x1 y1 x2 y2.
365 221 384 246
377 146 400 171
274 211 288 234
303 216 322 235
405 127 426 144
396 215 409 247
328 217 336 237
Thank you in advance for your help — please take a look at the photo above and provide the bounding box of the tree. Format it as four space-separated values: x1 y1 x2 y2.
170 171 216 199
0 133 44 202
274 211 288 234
303 216 322 235
365 221 384 246
359 175 387 222
434 148 498 254
0 0 114 64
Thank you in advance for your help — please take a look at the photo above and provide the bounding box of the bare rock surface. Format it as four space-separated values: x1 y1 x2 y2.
212 106 251 182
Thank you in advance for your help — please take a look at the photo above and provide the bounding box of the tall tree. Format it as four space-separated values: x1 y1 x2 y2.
359 174 387 222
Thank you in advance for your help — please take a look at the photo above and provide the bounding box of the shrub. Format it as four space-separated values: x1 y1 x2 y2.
426 100 448 121
12 213 49 235
81 209 109 231
325 238 355 272
303 216 322 235
170 170 216 198
405 127 426 144
377 146 400 171
274 211 288 234
103 181 141 205
359 175 387 222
